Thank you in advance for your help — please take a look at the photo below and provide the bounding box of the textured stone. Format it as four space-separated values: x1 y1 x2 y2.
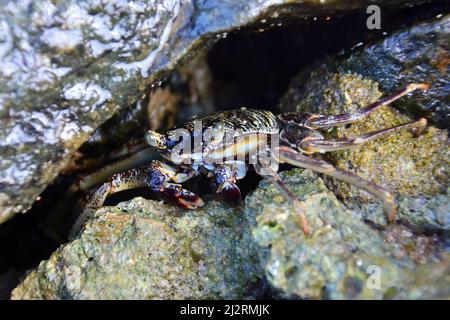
245 169 449 299
11 198 261 299
280 70 448 205
0 0 433 223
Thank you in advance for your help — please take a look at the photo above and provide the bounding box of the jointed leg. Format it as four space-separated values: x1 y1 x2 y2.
263 172 310 235
45 146 156 239
77 146 155 191
84 160 198 213
253 163 310 235
274 146 397 222
85 168 147 213
305 83 429 128
300 118 427 154
71 166 152 237
72 161 202 237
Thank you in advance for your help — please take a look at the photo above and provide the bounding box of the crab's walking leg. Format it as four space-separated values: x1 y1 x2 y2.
44 146 156 238
300 118 427 154
77 146 155 191
72 161 202 237
274 146 397 223
254 163 310 235
305 83 429 128
264 173 310 235
210 163 243 204
71 166 152 237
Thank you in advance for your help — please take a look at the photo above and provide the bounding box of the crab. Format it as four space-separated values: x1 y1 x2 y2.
79 83 429 236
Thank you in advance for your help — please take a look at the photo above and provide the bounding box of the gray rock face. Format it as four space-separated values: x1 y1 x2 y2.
280 15 450 127
0 0 181 222
0 0 432 223
11 198 262 299
245 169 450 299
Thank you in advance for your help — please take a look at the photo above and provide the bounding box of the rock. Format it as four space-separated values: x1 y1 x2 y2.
389 253 450 299
280 15 450 128
280 71 449 206
0 0 181 223
0 0 434 223
342 15 450 128
357 191 450 231
263 17 450 298
11 172 448 300
11 198 261 299
245 169 449 299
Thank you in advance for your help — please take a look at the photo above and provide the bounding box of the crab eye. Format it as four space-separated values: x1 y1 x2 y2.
145 131 167 149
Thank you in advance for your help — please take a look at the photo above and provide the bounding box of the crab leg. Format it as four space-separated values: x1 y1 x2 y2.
300 118 427 154
71 166 151 237
77 146 156 191
305 83 429 128
255 165 310 235
274 146 397 223
44 146 157 236
72 161 202 237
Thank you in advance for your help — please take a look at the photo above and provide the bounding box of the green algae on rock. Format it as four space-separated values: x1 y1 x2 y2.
245 169 449 299
281 71 449 205
11 198 261 299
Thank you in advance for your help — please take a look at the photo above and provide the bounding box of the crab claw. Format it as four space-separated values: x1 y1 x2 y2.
161 184 204 209
217 182 242 205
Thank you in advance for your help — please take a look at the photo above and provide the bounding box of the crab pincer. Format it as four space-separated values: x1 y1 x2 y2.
210 164 243 205
159 184 204 209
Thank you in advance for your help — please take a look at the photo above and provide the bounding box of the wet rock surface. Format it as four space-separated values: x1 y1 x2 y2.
11 198 261 299
0 0 180 223
0 0 436 223
358 191 450 231
280 70 449 206
11 169 449 299
3 0 449 301
245 169 449 299
280 15 450 128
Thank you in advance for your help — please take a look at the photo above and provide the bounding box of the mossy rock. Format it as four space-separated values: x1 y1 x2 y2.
282 72 449 205
245 169 449 299
11 199 261 299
